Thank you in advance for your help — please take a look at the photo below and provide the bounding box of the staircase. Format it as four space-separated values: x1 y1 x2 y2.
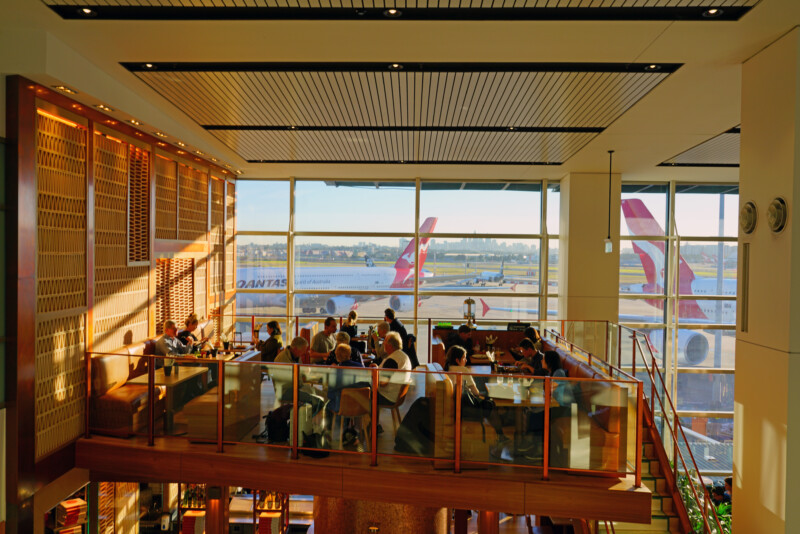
599 422 686 533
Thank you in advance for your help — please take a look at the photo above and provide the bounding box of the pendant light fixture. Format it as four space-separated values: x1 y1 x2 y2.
604 150 614 254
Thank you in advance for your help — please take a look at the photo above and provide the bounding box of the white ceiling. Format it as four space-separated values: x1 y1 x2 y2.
1 0 796 181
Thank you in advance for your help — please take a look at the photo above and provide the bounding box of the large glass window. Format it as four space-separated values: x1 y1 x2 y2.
618 182 737 480
236 178 560 360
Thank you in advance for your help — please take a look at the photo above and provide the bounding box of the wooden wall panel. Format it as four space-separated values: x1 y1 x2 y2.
128 145 150 264
225 181 235 291
93 134 149 353
194 257 207 320
34 314 85 459
155 156 177 240
155 258 194 335
178 165 208 242
35 112 87 314
115 482 140 534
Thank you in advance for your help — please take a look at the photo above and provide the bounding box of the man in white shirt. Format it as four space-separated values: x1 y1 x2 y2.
154 319 194 367
371 332 411 405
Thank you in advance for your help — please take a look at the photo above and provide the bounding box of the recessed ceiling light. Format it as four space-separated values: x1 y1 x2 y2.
143 63 155 69
53 85 78 95
106 120 117 125
383 8 401 17
355 8 367 15
177 150 185 155
644 64 661 71
95 104 114 112
507 126 517 131
702 8 723 18
154 131 167 138
157 142 166 147
78 7 96 16
177 141 186 147
388 63 403 70
288 126 297 130
195 150 204 155
211 157 218 162
236 170 243 175
225 164 232 168
129 119 142 126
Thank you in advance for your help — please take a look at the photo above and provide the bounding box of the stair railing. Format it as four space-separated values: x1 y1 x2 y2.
629 328 726 534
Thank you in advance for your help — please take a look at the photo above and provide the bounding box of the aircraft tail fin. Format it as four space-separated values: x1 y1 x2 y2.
480 298 490 317
393 217 438 270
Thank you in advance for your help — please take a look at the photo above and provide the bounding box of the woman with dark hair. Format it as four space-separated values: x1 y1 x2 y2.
543 351 565 377
257 320 283 362
445 346 508 452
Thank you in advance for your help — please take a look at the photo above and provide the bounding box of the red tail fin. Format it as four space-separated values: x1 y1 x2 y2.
480 298 490 317
394 217 437 270
621 199 696 293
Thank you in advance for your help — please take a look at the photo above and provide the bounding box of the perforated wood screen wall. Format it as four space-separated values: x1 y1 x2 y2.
93 133 150 353
36 111 87 314
98 482 115 534
115 482 140 534
34 314 86 459
195 256 207 320
128 145 150 263
178 164 208 241
155 258 194 334
155 156 178 239
225 181 235 291
210 177 225 296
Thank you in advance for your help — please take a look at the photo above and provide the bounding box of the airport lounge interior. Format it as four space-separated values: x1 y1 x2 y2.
2 1 800 533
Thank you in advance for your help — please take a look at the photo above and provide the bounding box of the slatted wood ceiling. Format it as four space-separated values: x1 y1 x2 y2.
660 127 740 167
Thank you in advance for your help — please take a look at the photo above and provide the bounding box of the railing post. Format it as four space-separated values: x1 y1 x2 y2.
148 356 155 447
604 322 610 363
251 315 256 344
454 377 463 474
85 351 91 439
217 360 224 453
295 316 299 337
292 364 299 460
635 381 643 488
542 377 551 481
370 367 379 467
428 318 432 364
650 354 655 417
617 329 622 369
631 335 637 378
560 319 565 336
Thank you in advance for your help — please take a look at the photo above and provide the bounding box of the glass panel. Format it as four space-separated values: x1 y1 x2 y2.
546 182 560 235
162 357 217 441
678 299 736 325
677 241 737 296
678 416 733 474
634 328 666 367
619 298 666 323
677 372 734 412
619 239 668 296
620 184 669 237
236 180 290 231
236 293 287 316
420 182 542 235
293 365 374 453
374 367 429 458
420 238 540 293
675 328 735 369
674 184 739 238
236 235 287 290
295 180 415 232
548 377 631 474
470 373 545 466
418 296 541 322
547 239 559 294
547 296 559 320
263 361 297 414
294 236 415 292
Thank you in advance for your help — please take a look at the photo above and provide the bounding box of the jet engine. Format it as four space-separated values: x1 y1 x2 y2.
389 295 416 312
325 296 356 315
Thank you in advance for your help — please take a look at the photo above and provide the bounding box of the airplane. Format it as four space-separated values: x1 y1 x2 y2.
621 198 737 365
236 217 437 315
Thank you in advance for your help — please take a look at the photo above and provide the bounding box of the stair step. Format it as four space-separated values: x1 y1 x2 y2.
604 511 680 533
642 442 656 457
641 458 661 476
651 494 673 514
641 476 669 495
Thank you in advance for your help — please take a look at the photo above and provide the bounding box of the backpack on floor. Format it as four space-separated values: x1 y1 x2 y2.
265 403 292 443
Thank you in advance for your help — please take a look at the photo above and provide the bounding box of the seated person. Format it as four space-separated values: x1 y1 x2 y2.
711 483 731 515
177 313 209 352
445 346 507 449
256 320 283 362
309 316 337 362
515 338 546 376
384 308 409 350
724 476 732 501
324 332 362 365
509 328 543 360
445 325 476 363
273 337 325 415
368 321 391 363
155 319 195 363
326 343 370 445
341 310 359 339
370 332 411 407
335 342 365 368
